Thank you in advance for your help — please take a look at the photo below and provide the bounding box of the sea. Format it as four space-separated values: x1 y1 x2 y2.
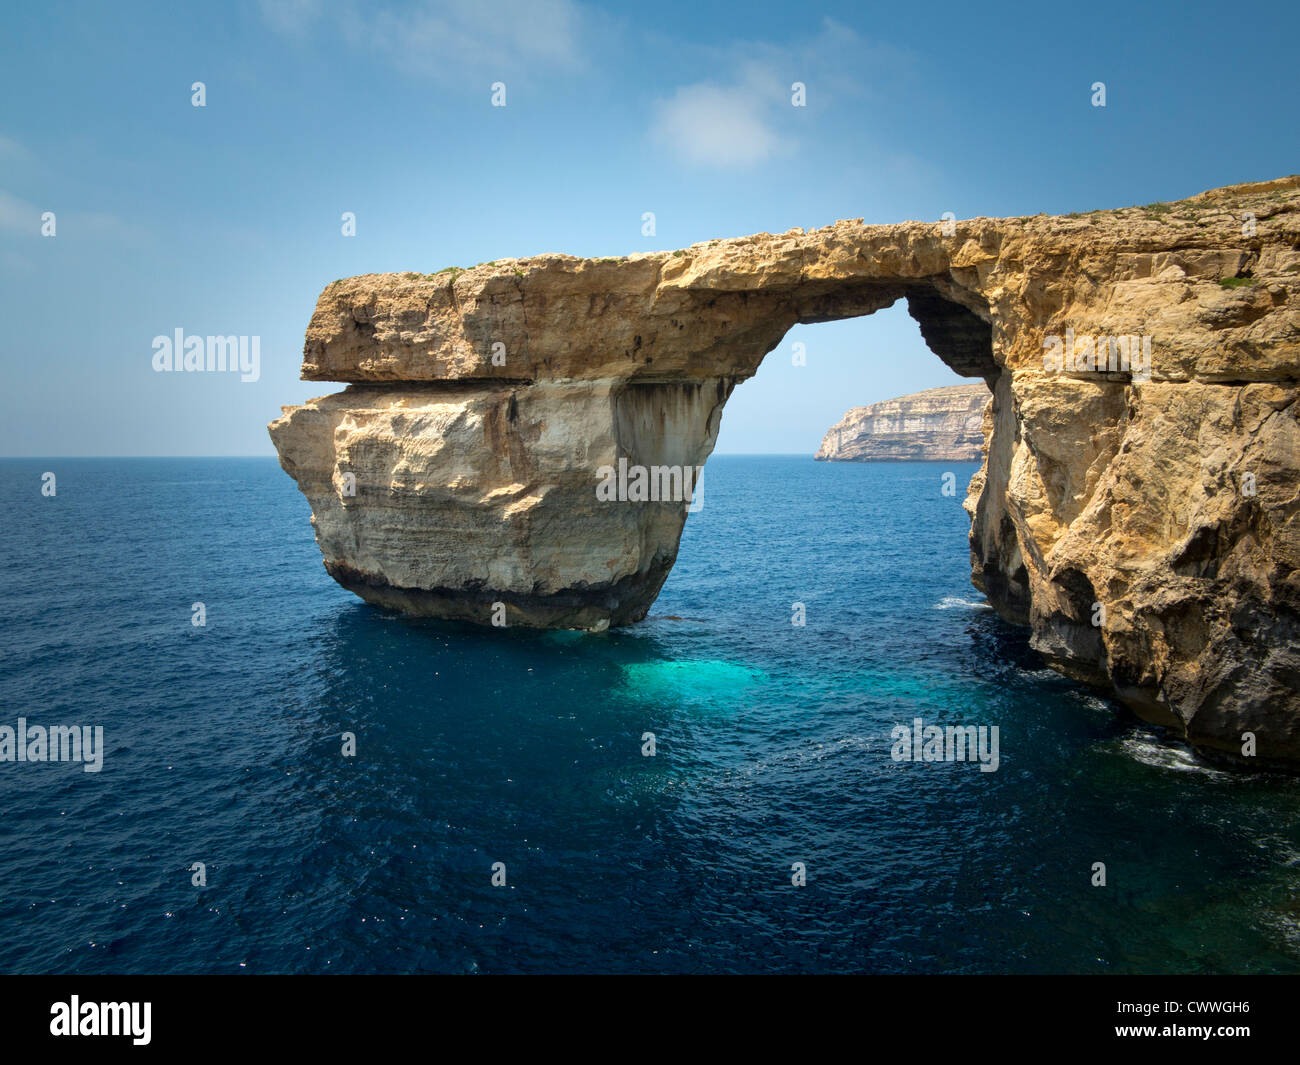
2 455 1298 974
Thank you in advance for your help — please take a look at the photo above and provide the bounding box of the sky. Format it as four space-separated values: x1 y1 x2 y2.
1 0 1296 456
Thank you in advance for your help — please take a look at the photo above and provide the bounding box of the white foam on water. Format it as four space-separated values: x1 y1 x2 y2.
1073 693 1118 716
1115 732 1232 777
933 596 992 610
715 735 877 789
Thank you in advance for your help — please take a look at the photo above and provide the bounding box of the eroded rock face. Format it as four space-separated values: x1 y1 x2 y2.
271 176 1300 767
270 380 729 629
816 384 988 461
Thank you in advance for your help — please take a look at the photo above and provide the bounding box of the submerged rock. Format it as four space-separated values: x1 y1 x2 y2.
271 176 1300 767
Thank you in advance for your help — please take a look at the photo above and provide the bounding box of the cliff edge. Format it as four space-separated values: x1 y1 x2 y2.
815 383 988 461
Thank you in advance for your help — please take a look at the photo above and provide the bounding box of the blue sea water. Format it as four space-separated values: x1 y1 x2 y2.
2 455 1298 975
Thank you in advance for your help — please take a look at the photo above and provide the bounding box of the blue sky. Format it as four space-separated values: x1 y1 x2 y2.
1 0 1296 456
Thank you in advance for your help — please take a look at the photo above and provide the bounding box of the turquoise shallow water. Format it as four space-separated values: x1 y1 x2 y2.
1 455 1298 973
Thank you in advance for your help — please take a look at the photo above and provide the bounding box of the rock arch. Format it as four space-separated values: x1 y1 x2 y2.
271 176 1300 767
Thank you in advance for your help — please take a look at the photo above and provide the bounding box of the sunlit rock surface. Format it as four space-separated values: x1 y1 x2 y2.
272 176 1300 767
816 383 988 461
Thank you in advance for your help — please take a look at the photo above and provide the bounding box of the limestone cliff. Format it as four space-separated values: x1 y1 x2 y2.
815 384 988 461
271 176 1300 768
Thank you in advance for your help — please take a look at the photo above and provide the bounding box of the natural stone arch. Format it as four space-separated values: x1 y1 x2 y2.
271 177 1300 767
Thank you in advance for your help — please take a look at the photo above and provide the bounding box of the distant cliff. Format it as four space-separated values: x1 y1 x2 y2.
814 384 989 461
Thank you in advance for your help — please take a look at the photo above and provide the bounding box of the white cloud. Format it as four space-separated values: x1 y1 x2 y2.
647 18 915 170
0 134 30 160
0 189 134 240
372 0 584 71
263 0 589 83
650 83 783 169
257 0 323 36
0 189 39 233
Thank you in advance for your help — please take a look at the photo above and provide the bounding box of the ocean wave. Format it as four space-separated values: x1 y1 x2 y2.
715 735 879 786
933 596 992 610
1114 732 1232 777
